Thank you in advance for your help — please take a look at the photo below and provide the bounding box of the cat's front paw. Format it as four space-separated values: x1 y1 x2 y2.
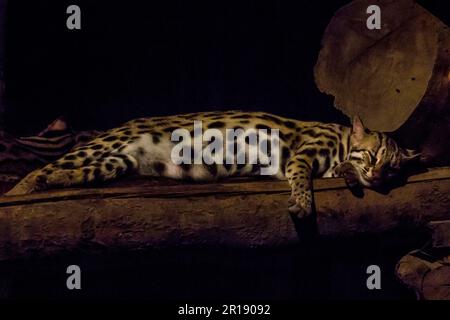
288 194 312 218
334 162 359 187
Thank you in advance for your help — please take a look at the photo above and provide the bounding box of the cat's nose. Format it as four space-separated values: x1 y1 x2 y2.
370 171 383 186
372 170 382 179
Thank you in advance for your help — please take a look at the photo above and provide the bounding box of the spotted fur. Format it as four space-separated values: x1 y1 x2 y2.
5 111 418 217
0 128 100 182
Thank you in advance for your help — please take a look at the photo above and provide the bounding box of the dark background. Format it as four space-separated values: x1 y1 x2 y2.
3 0 450 133
0 230 429 300
2 0 358 133
0 0 449 300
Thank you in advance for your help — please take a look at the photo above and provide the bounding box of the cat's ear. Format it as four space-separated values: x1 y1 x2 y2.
351 115 365 142
400 148 421 164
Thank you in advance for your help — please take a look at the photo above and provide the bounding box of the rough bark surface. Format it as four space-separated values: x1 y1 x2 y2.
0 167 449 261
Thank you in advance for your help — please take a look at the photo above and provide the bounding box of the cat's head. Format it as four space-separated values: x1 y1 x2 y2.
343 116 420 188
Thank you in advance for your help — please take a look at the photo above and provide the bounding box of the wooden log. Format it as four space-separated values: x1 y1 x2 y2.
0 167 449 261
429 220 450 248
396 250 450 300
314 0 450 166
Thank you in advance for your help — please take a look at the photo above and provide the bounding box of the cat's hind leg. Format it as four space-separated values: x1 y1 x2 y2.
5 153 138 196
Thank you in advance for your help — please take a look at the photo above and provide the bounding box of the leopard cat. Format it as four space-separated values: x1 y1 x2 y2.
5 111 419 217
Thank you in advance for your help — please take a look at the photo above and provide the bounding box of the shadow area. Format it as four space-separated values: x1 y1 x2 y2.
371 162 428 195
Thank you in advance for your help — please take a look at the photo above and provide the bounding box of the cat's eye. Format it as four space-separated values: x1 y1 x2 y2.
366 152 377 165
